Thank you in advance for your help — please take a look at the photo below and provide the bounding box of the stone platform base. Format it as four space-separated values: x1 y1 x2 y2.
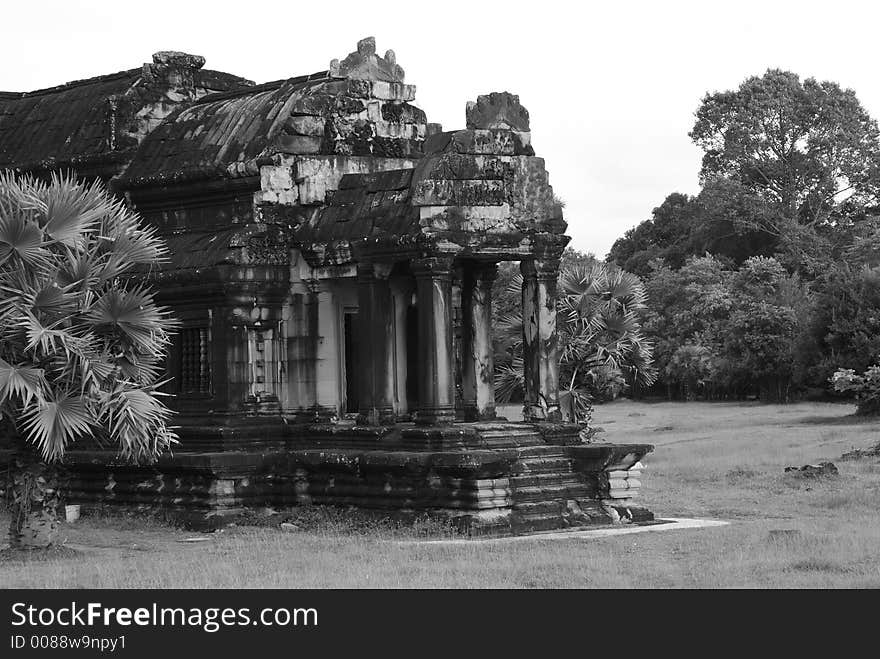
0 421 654 535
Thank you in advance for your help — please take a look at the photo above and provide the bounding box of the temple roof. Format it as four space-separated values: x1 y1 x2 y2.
0 39 426 190
119 72 331 187
115 37 425 189
0 52 252 179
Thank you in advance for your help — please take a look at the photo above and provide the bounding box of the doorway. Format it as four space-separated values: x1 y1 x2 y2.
343 310 359 414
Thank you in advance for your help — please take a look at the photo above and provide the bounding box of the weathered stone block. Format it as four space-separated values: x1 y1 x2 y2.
507 156 564 229
373 120 407 139
411 179 506 206
381 102 428 124
372 136 421 158
415 153 512 182
291 94 336 116
424 129 533 156
285 115 326 136
373 121 424 140
370 81 416 101
418 204 513 234
293 156 416 205
276 134 322 154
260 165 293 191
253 190 278 204
318 78 372 99
276 189 299 205
466 91 530 131
366 101 383 122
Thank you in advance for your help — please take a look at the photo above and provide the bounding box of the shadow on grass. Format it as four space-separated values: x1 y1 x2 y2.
797 414 879 426
0 546 80 562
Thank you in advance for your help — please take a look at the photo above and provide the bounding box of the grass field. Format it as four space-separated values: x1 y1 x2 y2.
2 400 879 588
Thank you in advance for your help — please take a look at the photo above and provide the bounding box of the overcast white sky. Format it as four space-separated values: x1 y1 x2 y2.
3 0 879 256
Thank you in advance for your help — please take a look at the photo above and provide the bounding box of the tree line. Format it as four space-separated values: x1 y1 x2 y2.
495 69 880 412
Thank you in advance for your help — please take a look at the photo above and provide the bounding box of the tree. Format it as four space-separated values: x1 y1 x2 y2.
608 193 696 277
0 172 177 549
831 366 880 416
642 255 809 401
494 260 656 422
690 69 880 243
805 263 880 387
665 343 714 401
641 254 732 396
608 184 778 277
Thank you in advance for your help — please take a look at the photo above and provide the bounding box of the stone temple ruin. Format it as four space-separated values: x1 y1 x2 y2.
0 38 654 533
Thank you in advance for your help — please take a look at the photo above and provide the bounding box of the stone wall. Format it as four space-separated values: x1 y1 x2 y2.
3 428 654 534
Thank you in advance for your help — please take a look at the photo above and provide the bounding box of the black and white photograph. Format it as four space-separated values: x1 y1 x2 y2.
0 0 878 642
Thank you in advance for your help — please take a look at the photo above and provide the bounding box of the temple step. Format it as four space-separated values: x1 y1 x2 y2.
514 456 574 474
508 482 591 503
470 423 544 448
509 472 582 488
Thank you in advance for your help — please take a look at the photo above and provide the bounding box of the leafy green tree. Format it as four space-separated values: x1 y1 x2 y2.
608 183 778 277
0 172 177 549
722 301 799 401
643 255 808 401
642 255 732 394
608 193 697 277
831 366 880 416
805 263 880 387
691 69 880 222
664 343 714 401
688 179 779 264
690 69 880 273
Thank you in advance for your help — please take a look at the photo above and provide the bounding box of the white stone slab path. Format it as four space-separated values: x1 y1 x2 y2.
396 518 729 546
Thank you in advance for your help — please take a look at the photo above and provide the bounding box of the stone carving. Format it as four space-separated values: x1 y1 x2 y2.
245 227 292 265
329 37 406 83
466 92 530 131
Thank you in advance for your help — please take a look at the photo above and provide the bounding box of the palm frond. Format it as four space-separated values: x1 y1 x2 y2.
0 207 47 268
83 285 176 353
0 358 48 407
21 173 111 247
20 391 95 461
494 358 525 403
1 173 177 463
103 386 177 462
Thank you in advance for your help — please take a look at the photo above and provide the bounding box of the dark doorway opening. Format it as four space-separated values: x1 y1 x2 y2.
343 311 359 414
405 302 419 413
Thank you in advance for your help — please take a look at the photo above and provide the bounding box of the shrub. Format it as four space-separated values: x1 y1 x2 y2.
830 366 880 415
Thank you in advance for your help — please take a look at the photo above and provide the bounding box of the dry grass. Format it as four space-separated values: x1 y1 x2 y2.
2 400 880 588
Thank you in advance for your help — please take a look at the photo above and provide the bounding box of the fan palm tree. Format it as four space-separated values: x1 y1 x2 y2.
495 261 657 424
0 172 178 549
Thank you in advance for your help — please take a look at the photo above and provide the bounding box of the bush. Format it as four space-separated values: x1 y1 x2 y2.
830 366 880 415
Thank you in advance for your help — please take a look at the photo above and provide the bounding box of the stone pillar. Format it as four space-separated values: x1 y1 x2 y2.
413 257 456 425
461 263 498 421
314 284 342 417
521 258 561 422
356 263 395 424
389 277 414 416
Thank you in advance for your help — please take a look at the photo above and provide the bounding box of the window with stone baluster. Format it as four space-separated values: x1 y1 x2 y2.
179 326 211 394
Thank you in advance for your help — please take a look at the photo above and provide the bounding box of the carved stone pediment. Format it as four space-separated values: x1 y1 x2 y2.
329 37 405 83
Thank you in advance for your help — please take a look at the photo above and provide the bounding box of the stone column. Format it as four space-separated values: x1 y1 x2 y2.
314 284 342 417
521 258 561 422
389 277 414 416
356 263 395 424
412 257 456 425
461 263 498 421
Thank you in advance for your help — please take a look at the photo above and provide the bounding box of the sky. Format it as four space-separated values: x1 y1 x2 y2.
3 0 880 257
